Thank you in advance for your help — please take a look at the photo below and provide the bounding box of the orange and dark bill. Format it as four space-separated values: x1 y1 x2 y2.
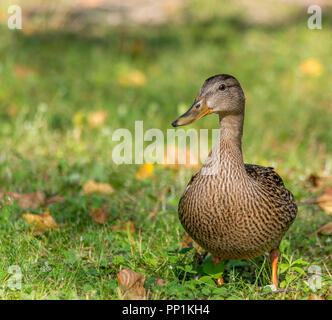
172 98 212 127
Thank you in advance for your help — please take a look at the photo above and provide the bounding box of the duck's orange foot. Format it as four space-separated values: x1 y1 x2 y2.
212 256 223 286
212 256 222 267
269 248 279 288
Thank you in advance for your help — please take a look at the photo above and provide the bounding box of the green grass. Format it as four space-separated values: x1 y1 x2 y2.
0 4 332 300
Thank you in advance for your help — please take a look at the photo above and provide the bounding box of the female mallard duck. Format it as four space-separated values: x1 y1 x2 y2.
172 74 297 287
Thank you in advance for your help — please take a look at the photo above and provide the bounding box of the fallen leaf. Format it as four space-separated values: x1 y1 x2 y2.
72 111 85 127
306 174 332 190
117 269 146 300
0 191 45 209
155 278 164 286
83 180 114 195
22 211 58 235
182 235 203 252
118 70 146 87
111 219 136 233
90 206 109 224
131 40 145 54
308 294 325 300
316 222 332 235
87 110 108 128
182 235 195 248
45 196 66 205
136 163 154 180
13 64 36 78
300 59 323 77
317 186 332 214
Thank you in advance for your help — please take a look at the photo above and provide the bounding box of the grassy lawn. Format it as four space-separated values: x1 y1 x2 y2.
0 3 331 300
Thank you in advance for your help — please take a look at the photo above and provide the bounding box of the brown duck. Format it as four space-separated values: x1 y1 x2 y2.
172 74 297 287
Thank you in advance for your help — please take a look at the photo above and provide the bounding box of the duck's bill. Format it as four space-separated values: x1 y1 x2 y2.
172 99 212 127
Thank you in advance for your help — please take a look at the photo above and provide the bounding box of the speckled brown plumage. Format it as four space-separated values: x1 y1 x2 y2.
173 74 297 263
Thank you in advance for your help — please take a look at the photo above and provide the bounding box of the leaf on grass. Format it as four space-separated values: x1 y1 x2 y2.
45 196 66 205
317 186 332 214
0 191 45 209
22 211 58 235
306 174 332 190
182 235 203 252
83 180 114 195
300 59 323 77
316 222 332 235
111 219 136 233
155 278 164 286
90 206 109 224
117 269 146 300
87 110 108 128
13 64 36 78
135 163 154 180
118 70 146 87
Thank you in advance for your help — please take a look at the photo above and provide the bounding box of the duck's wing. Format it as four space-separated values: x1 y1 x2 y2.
245 164 297 206
245 164 285 189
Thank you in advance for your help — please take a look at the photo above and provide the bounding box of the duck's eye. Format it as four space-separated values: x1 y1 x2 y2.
219 84 226 91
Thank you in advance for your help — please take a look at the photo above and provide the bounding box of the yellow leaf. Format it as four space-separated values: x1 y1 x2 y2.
118 70 146 87
135 163 154 180
317 186 332 214
72 112 85 127
22 211 58 234
83 180 114 195
117 269 146 300
300 59 323 77
87 110 108 128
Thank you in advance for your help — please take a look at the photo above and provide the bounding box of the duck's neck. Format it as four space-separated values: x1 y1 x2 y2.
202 113 246 176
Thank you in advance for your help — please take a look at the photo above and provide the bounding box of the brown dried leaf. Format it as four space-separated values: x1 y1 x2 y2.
155 278 164 287
22 211 58 235
317 186 332 214
316 222 332 235
182 235 203 252
111 219 136 233
0 191 45 209
307 174 332 190
45 196 66 205
117 269 146 300
83 180 114 195
13 64 36 78
90 206 109 224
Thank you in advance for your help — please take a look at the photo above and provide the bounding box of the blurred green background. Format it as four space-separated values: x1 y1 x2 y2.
0 0 331 300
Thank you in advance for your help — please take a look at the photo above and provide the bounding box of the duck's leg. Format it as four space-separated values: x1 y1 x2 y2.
269 249 279 288
212 256 223 286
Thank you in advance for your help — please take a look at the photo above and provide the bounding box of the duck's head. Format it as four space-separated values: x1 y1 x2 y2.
172 74 245 127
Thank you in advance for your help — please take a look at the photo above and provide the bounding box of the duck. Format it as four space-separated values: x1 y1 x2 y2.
172 74 297 287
